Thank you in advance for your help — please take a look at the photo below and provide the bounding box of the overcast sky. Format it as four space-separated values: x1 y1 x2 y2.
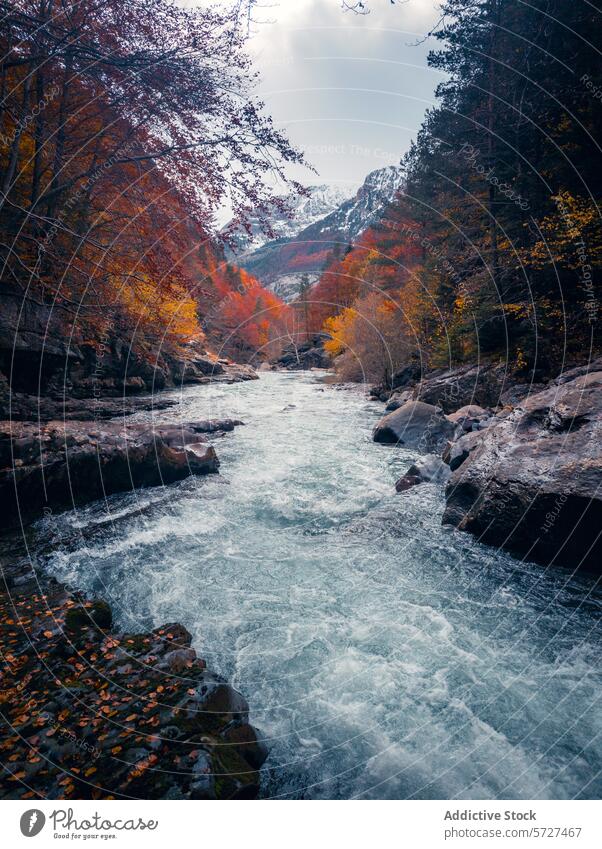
245 0 445 192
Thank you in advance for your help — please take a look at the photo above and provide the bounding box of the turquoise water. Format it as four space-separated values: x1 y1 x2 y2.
36 372 601 799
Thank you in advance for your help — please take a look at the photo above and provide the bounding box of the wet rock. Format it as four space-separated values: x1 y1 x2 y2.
162 648 197 674
373 400 455 452
65 601 112 634
443 371 602 571
0 420 225 528
188 419 244 434
385 390 413 412
446 430 484 472
197 683 249 721
184 443 220 474
395 455 451 492
0 560 265 801
153 623 193 648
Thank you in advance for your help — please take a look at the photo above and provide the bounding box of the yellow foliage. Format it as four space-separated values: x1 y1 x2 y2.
120 277 202 352
323 309 356 356
526 190 602 270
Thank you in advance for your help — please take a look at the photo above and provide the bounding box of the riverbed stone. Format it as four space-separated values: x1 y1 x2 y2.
373 400 455 451
162 648 198 673
222 723 269 770
197 682 249 721
443 370 602 571
65 600 112 634
395 454 452 492
0 560 264 801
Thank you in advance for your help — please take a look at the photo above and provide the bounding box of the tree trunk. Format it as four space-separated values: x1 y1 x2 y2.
487 0 500 291
0 72 32 212
45 47 73 221
30 0 52 208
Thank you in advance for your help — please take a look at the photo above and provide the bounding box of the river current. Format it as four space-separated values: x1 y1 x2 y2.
31 372 601 799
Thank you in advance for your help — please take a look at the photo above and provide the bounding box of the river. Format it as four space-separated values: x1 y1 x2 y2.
30 371 601 799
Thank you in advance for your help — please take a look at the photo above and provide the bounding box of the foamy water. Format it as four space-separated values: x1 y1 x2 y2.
35 372 602 799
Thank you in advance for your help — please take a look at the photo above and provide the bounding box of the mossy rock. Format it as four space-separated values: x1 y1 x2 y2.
65 600 112 633
222 723 268 770
211 747 260 800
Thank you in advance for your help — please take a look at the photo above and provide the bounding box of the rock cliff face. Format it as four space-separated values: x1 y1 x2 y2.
0 418 244 529
442 370 602 571
0 558 267 800
0 284 258 421
371 361 543 410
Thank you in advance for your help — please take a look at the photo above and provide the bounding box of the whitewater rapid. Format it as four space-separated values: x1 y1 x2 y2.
36 372 601 799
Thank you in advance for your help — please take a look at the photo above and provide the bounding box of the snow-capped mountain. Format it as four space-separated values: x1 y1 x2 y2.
274 184 355 242
233 165 404 301
309 165 404 244
226 183 354 257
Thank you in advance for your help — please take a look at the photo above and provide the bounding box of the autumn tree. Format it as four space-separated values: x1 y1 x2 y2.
324 291 414 384
319 0 601 384
0 0 303 379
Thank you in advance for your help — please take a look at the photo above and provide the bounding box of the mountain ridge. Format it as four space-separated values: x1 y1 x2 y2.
231 165 404 301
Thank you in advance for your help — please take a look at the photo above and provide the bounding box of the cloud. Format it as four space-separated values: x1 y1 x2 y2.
248 0 443 186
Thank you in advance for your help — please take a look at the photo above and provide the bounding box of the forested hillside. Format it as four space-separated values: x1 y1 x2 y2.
0 0 299 391
305 0 601 385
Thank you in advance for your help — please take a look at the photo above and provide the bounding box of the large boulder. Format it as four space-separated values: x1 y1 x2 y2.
414 363 508 412
443 371 602 571
373 400 455 452
0 419 232 528
222 723 269 771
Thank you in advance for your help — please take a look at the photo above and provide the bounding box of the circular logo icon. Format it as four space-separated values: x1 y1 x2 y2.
20 810 46 837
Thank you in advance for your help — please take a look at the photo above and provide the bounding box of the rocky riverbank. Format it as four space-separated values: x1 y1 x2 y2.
0 364 267 799
0 556 267 800
1 361 258 423
273 335 331 371
372 359 602 572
